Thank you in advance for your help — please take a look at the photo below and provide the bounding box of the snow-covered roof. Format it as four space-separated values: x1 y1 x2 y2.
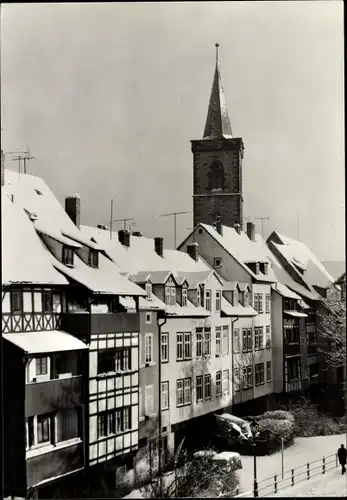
120 295 166 312
221 297 258 317
1 191 68 286
2 170 146 297
176 270 215 289
3 330 88 354
193 224 276 283
272 283 301 301
270 232 334 289
52 252 146 296
166 300 210 318
284 310 308 318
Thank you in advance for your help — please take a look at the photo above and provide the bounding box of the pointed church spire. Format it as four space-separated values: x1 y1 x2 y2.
203 43 233 140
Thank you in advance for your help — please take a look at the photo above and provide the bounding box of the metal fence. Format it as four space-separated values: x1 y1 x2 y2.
232 453 338 498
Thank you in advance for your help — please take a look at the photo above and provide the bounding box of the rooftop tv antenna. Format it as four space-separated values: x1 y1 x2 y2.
159 210 191 249
251 216 270 244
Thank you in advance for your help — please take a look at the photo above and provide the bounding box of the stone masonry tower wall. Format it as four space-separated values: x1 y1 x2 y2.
192 137 244 229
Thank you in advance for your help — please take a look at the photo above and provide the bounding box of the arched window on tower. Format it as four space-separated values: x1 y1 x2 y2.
207 160 225 191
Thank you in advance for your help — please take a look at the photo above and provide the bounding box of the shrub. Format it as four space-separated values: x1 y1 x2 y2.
289 402 346 437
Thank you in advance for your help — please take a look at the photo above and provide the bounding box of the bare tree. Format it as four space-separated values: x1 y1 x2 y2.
317 284 346 369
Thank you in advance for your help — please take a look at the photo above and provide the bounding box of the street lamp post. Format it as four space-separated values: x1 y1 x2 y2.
250 419 259 498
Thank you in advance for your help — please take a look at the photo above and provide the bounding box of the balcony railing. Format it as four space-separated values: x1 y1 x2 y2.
2 313 61 333
284 342 301 357
61 312 140 342
25 376 82 417
286 378 302 393
26 441 83 490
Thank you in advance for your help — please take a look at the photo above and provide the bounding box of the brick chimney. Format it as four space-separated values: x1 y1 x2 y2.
65 194 81 228
234 223 241 235
1 149 5 186
154 237 163 257
187 242 199 262
119 230 130 247
246 222 255 241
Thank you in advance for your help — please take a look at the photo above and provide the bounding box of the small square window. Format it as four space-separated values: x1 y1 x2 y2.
214 257 222 268
146 312 152 324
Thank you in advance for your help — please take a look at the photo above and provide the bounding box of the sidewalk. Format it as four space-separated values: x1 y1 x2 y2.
271 467 347 497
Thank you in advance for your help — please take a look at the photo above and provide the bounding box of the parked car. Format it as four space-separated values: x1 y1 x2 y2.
193 450 243 472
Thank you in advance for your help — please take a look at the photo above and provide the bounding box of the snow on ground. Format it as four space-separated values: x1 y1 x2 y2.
271 467 347 497
123 434 346 498
238 433 346 496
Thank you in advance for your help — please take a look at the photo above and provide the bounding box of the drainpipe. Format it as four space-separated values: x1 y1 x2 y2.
157 310 167 493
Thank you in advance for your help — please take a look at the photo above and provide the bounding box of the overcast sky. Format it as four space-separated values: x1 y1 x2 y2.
1 2 344 261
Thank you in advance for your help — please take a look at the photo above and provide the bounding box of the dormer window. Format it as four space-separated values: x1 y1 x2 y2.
145 282 152 300
88 249 99 268
216 290 221 311
233 290 239 306
182 287 188 307
196 287 201 307
264 263 268 275
255 263 260 275
62 246 74 266
244 291 249 307
165 285 176 306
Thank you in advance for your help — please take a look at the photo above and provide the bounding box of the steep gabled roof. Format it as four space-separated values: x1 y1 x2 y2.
203 44 233 140
183 223 276 283
1 190 68 286
267 231 334 290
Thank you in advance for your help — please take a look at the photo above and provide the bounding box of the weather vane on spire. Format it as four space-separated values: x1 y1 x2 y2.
215 42 219 65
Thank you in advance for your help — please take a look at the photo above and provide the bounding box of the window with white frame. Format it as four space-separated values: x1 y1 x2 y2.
145 334 153 363
182 287 188 307
170 287 176 306
243 291 249 307
161 382 169 410
215 291 221 311
165 287 171 306
177 333 184 360
234 328 240 353
254 327 264 351
35 357 48 376
115 348 131 371
184 378 191 404
161 333 169 362
222 326 229 354
176 380 184 406
184 332 192 359
26 414 51 449
216 371 222 396
177 378 191 406
243 366 253 389
222 370 229 393
196 328 203 357
145 385 154 414
196 375 203 401
145 282 152 300
215 327 222 356
99 407 130 436
204 374 211 399
98 349 115 374
205 290 211 312
254 293 263 313
255 363 265 386
196 287 201 307
203 327 211 356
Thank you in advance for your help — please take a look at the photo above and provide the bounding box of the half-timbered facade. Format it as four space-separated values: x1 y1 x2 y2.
2 170 146 497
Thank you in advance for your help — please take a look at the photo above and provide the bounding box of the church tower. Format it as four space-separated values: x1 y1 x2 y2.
192 44 244 229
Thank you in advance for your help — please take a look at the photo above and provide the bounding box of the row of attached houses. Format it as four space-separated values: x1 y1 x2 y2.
2 163 345 498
